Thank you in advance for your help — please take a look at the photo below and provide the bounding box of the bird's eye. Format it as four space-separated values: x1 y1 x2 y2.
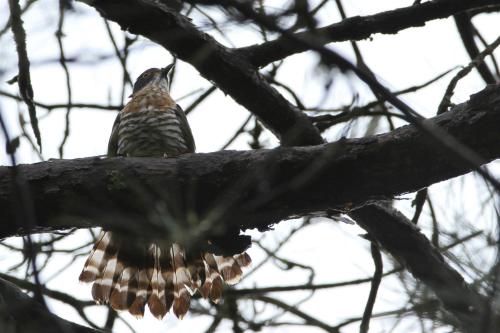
142 73 150 78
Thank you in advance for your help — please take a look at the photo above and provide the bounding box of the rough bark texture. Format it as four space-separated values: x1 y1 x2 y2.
1 84 499 242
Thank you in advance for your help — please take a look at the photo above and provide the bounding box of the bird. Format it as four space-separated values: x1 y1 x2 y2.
79 65 251 320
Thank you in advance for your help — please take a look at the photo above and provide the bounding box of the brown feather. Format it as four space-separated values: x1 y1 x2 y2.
209 275 223 304
128 269 150 318
80 233 251 319
110 267 135 310
173 287 190 319
79 231 110 282
234 252 252 267
214 255 243 285
163 270 175 313
148 245 167 319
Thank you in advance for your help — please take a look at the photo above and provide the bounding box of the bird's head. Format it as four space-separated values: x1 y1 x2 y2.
132 64 174 95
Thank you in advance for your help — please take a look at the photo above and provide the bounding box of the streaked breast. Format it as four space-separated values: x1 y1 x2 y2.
117 109 188 157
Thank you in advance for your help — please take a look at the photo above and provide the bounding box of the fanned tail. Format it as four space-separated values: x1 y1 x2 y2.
79 231 251 319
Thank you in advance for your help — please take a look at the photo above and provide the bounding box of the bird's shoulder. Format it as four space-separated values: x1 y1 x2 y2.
122 86 176 114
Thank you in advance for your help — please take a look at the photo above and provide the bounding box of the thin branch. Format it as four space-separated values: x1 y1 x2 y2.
360 243 383 333
220 114 252 150
0 0 37 38
254 295 339 333
350 204 499 333
8 0 42 151
0 106 45 308
411 188 428 224
437 34 500 114
0 90 122 111
103 19 134 103
184 85 216 115
454 13 497 84
56 0 73 158
230 230 482 296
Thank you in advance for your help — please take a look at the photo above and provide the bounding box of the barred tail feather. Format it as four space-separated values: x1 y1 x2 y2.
202 253 224 303
210 274 223 304
148 245 168 319
79 231 110 282
110 267 135 310
170 244 191 319
129 269 149 317
234 252 252 268
79 230 251 319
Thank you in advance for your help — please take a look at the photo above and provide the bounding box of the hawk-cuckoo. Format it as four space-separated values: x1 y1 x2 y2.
79 65 251 319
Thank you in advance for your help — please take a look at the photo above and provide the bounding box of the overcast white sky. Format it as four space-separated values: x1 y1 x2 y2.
0 1 499 332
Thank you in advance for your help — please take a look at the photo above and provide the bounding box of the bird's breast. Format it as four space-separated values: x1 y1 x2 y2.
117 108 188 157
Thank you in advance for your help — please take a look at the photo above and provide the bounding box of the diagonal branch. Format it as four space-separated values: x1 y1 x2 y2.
78 0 322 146
197 0 500 192
236 0 500 67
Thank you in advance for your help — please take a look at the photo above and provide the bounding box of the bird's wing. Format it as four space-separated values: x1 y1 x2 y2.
107 112 121 157
175 104 196 153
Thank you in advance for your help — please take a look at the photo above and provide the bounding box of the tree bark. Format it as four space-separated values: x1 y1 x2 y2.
1 84 499 242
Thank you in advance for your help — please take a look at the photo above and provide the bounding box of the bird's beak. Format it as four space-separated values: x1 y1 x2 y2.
161 63 175 78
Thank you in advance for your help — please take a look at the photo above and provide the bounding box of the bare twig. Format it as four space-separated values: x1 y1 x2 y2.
0 90 122 111
254 295 339 333
56 0 73 158
454 13 496 84
360 243 383 333
411 188 428 224
103 19 134 102
438 34 500 114
8 0 42 151
184 85 216 114
220 114 252 150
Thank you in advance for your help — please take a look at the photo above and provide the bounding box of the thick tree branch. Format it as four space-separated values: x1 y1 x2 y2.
195 0 500 192
77 0 322 146
0 84 499 241
237 0 500 67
